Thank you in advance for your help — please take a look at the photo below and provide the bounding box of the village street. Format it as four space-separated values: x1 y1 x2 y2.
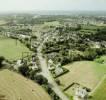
37 39 69 100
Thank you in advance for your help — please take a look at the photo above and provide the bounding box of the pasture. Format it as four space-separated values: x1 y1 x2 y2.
0 69 51 100
0 37 31 60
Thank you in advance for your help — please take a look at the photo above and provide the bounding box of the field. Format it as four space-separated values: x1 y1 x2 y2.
44 21 60 26
0 69 51 100
57 59 106 97
91 77 106 100
0 37 31 60
0 20 7 25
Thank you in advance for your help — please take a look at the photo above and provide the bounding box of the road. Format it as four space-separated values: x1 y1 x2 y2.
37 40 69 100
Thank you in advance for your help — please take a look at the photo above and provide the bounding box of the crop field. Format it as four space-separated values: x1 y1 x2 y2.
57 60 106 96
0 37 31 60
0 69 51 100
91 77 106 100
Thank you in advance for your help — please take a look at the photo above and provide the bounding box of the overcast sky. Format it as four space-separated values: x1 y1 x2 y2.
0 0 106 12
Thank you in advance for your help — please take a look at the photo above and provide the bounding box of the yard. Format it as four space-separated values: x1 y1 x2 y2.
0 37 31 60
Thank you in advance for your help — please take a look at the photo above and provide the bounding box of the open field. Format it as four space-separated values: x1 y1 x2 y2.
57 60 106 96
82 25 106 30
0 20 7 25
0 37 31 60
0 69 51 100
91 77 106 100
44 21 60 26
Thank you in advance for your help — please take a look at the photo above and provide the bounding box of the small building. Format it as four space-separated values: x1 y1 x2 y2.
55 63 63 76
29 61 39 70
48 59 55 71
74 87 88 100
18 34 31 40
48 59 54 66
14 59 23 70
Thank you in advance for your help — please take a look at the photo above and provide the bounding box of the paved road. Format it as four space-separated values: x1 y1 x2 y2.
37 41 69 100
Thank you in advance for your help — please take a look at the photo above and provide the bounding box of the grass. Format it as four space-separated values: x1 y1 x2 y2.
91 77 106 100
57 58 106 97
82 25 106 30
0 37 31 60
0 69 51 100
44 21 60 26
0 20 7 25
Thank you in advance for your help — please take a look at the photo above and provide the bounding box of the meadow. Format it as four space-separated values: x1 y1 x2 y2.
0 37 31 60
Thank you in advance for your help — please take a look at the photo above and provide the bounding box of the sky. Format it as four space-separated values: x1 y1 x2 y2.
0 0 106 12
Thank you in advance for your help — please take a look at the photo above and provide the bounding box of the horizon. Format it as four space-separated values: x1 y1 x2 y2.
0 0 106 13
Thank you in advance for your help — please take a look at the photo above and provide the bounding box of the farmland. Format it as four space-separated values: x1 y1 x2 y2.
57 59 106 97
0 13 106 100
0 37 31 60
0 69 51 100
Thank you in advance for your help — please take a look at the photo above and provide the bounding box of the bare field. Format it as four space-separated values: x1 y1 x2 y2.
57 61 106 96
0 69 51 100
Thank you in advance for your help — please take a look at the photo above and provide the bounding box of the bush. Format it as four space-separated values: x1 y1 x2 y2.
34 75 48 85
0 56 5 68
18 65 29 76
84 48 97 60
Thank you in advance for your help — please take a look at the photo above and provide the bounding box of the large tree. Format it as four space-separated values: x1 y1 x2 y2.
0 56 5 68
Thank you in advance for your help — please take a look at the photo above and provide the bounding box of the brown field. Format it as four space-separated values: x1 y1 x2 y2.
58 61 98 90
57 61 106 96
0 69 51 100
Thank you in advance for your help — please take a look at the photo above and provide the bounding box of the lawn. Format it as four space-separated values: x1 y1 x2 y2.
0 69 51 100
57 59 106 97
91 77 106 100
0 37 31 60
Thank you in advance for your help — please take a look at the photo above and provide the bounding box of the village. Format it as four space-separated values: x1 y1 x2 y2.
0 13 106 100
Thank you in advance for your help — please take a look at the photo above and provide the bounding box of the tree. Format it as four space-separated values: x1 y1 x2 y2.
55 79 61 85
18 65 29 76
0 56 5 68
34 75 48 85
84 48 97 60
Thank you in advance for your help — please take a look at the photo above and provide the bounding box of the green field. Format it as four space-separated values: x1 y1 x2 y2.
0 37 31 60
91 77 106 100
44 21 60 26
57 57 106 97
0 69 51 100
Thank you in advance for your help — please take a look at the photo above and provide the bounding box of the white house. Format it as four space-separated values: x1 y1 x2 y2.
74 87 88 100
55 64 63 76
48 59 55 71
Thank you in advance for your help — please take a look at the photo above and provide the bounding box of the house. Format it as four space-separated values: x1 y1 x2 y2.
14 59 23 70
48 59 53 66
74 87 88 100
55 63 63 76
19 34 31 40
29 61 39 70
48 59 55 71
